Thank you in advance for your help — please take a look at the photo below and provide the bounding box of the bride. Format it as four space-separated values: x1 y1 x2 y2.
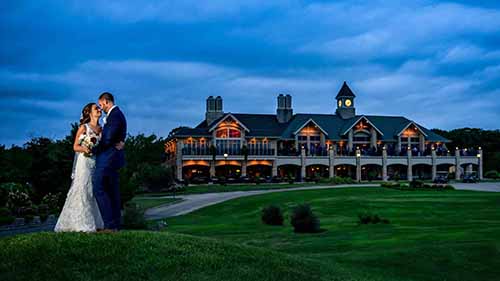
55 103 122 232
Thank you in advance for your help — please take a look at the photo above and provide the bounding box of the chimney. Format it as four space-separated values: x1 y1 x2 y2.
205 96 224 125
277 94 293 123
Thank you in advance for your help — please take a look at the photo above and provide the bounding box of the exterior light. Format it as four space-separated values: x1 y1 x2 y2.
356 152 361 158
479 147 482 150
477 154 481 158
456 147 459 150
223 153 228 158
431 146 435 150
382 146 386 150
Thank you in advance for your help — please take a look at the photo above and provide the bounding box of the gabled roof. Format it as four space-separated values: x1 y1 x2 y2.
280 114 346 140
293 118 329 136
208 113 250 132
341 115 384 136
397 121 428 137
335 81 356 99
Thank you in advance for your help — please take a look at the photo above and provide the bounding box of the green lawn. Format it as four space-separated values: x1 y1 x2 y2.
164 187 500 281
1 231 349 281
130 196 181 209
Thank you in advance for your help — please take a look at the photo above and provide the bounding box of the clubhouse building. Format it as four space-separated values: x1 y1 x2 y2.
165 82 483 182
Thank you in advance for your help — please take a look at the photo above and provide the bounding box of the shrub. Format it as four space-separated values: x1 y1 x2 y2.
333 176 344 184
409 180 424 188
0 182 31 193
41 193 61 214
261 205 284 226
18 206 37 222
133 163 174 192
122 202 147 229
343 177 354 184
6 190 32 216
37 204 49 222
254 176 261 185
358 212 390 225
0 188 7 207
485 170 499 179
0 207 15 225
218 176 227 186
290 204 320 233
380 182 400 188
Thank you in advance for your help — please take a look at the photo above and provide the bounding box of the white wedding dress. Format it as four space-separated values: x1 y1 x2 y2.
54 123 104 232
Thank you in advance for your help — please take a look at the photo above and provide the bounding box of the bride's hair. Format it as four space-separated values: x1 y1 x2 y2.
80 103 96 126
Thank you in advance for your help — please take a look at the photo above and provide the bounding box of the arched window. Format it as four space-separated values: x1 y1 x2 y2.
353 131 370 143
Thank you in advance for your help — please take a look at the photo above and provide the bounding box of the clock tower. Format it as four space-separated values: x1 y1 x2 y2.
335 81 356 119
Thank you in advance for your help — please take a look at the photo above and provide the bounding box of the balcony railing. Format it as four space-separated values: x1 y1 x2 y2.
182 145 275 156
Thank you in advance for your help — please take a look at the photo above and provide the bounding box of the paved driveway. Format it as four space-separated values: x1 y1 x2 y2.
145 184 376 220
453 182 500 192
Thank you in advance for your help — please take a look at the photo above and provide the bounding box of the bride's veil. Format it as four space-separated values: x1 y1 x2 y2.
70 153 78 180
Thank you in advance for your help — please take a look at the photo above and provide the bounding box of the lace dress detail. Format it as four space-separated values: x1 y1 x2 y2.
54 124 104 232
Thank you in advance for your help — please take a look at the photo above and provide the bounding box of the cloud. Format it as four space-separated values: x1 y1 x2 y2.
1 1 500 146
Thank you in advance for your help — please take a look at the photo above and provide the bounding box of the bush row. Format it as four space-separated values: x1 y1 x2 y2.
0 182 61 225
485 170 499 179
380 180 454 190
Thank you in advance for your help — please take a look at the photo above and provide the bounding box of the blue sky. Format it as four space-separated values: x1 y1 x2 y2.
1 0 499 146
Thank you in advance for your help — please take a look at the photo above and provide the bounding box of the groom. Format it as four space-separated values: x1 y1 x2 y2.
93 92 127 232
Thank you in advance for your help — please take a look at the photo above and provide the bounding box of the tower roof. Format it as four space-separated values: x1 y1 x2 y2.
335 81 356 99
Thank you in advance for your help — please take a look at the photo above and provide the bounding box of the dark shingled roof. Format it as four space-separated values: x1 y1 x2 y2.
173 112 449 142
335 81 356 99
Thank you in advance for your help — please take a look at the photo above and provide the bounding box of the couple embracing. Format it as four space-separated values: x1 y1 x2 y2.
55 92 127 233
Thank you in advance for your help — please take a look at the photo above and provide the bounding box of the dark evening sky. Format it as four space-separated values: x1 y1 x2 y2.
1 0 499 145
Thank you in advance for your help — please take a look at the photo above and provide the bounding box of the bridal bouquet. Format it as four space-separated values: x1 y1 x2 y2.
79 134 99 157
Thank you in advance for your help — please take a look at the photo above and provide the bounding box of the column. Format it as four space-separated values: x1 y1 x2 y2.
176 141 183 181
455 147 461 180
382 147 388 181
301 147 306 181
348 129 353 152
407 147 412 180
370 127 377 149
431 148 437 181
419 134 425 153
356 148 361 182
329 147 335 178
397 135 402 154
272 160 278 177
478 147 483 180
241 161 247 177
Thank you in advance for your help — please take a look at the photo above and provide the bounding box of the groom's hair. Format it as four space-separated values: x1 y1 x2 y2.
99 92 114 103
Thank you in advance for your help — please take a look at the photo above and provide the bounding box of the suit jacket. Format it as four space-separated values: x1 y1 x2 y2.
95 106 127 170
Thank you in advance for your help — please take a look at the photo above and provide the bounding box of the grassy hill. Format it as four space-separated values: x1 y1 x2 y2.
0 231 374 281
165 187 500 281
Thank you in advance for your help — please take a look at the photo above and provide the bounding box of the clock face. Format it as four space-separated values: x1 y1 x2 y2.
338 100 342 107
345 99 352 107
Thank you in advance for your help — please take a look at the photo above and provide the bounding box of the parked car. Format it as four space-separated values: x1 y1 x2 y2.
463 174 478 183
433 175 448 184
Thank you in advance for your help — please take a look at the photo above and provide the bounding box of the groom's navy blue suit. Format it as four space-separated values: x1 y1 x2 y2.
93 106 127 229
